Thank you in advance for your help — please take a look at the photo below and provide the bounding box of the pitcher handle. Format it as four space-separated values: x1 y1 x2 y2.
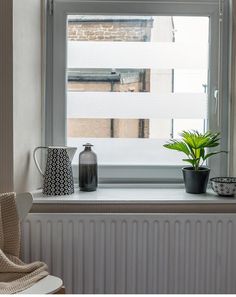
33 146 47 177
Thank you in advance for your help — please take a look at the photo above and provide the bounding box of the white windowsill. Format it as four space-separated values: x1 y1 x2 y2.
32 185 236 204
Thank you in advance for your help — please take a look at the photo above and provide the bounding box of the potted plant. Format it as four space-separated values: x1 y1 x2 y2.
163 130 224 194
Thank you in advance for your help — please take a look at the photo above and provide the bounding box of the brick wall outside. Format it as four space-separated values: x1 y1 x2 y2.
68 118 144 138
68 20 153 42
68 118 111 138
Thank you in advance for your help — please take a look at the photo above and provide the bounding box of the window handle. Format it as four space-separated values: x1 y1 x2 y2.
213 89 220 127
214 89 219 114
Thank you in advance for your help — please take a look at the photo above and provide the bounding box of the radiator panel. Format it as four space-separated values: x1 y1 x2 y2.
21 214 236 294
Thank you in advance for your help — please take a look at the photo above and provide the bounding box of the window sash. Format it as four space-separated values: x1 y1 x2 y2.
45 0 230 183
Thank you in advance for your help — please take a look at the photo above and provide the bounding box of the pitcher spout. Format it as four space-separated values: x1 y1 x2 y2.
67 147 77 162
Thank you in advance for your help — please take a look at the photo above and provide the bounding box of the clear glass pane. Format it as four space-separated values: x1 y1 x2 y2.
68 68 150 93
66 15 209 165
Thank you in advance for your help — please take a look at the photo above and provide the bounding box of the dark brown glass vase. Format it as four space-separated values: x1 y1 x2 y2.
79 143 98 192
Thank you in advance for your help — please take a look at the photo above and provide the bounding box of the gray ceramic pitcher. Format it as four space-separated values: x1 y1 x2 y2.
33 146 77 196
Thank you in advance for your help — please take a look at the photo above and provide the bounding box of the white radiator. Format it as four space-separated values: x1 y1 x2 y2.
21 214 236 294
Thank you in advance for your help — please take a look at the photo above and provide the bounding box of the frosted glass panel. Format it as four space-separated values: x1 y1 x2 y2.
68 41 208 69
67 92 207 119
68 138 184 165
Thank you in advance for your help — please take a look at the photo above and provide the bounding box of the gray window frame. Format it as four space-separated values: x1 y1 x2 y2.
45 0 231 184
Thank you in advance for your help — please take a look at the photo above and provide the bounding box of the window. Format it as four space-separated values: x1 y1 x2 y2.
45 0 230 183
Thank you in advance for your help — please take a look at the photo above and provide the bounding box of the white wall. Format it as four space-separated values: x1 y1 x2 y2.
13 0 42 192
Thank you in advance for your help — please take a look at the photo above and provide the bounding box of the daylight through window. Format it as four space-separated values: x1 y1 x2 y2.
66 15 209 166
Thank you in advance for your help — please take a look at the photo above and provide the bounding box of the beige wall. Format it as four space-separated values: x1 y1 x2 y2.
12 0 42 192
0 0 14 193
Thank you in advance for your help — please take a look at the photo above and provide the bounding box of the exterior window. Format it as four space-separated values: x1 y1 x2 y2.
46 0 230 183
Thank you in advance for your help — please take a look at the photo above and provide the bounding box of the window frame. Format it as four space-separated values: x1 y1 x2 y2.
45 0 231 184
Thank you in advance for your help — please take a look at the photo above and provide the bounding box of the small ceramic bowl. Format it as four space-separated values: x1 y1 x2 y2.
210 177 236 197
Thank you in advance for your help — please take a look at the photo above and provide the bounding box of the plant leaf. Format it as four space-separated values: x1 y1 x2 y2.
200 148 205 159
163 140 190 157
203 150 228 161
182 159 196 166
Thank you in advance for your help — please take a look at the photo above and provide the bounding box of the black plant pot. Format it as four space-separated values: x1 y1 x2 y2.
182 167 210 194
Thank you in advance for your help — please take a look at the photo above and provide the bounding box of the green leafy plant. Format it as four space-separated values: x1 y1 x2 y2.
163 130 225 171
